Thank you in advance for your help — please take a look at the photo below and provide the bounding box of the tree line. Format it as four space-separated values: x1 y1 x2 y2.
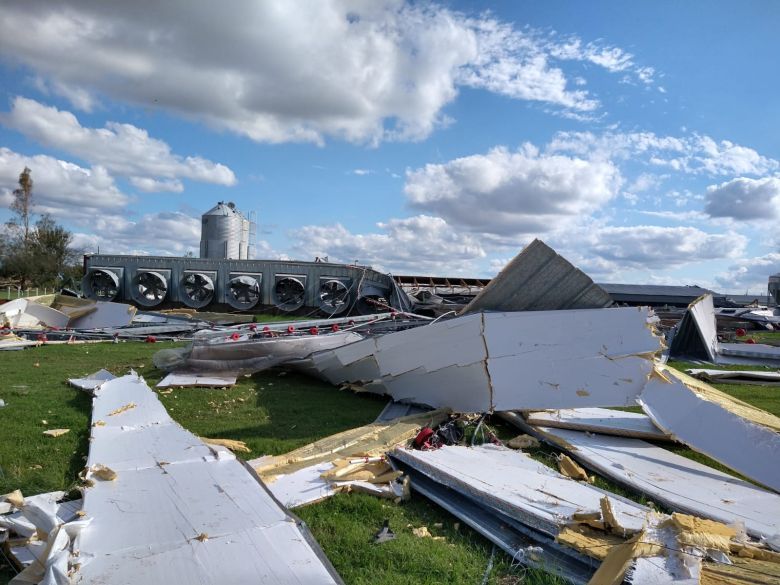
0 167 82 290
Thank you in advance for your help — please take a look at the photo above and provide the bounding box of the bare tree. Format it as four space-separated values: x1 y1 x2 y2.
10 167 34 243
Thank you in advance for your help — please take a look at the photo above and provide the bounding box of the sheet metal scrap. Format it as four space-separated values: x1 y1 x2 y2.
640 364 780 493
524 407 671 441
296 306 663 412
391 444 780 584
670 293 780 366
59 372 343 584
461 239 613 314
534 425 780 541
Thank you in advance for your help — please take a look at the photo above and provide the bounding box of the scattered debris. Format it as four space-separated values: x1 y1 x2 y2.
686 368 780 385
640 364 780 492
373 519 396 544
557 454 590 482
670 294 780 366
42 428 69 438
200 437 251 453
68 369 116 393
524 407 671 441
506 434 540 450
533 425 780 540
157 372 238 388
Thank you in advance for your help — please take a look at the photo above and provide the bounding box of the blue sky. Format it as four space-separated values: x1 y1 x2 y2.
1 1 778 293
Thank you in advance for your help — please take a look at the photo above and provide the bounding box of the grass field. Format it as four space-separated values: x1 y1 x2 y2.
1 336 779 584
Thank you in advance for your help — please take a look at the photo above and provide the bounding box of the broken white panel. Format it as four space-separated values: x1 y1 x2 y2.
718 342 780 365
156 372 237 388
74 373 341 584
640 368 780 493
68 300 136 329
0 491 69 539
299 307 662 412
7 499 82 567
0 334 39 350
68 369 116 393
525 408 670 440
535 426 780 540
689 294 719 362
264 462 340 508
0 299 70 329
686 368 780 385
391 443 649 536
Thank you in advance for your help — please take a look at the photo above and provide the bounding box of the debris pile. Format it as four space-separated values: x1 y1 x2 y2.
4 239 780 583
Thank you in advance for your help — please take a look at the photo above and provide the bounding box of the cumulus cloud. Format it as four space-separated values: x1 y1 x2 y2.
0 147 129 220
573 225 747 270
72 211 201 256
715 253 780 294
3 97 236 189
705 176 780 221
404 145 622 235
0 1 651 144
291 214 485 274
549 131 778 176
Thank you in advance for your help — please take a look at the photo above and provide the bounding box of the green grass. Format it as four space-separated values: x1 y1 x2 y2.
0 341 543 584
2 344 778 584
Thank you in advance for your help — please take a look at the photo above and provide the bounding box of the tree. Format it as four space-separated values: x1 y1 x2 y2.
1 167 81 289
10 167 33 244
31 214 79 284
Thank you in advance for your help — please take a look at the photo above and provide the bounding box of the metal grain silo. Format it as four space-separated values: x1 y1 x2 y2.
200 201 251 260
770 273 780 306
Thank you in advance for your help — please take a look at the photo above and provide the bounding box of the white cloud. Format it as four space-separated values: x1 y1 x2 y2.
0 147 129 220
404 144 622 235
715 253 780 294
705 176 780 221
352 169 373 176
291 214 485 274
548 131 778 176
3 97 236 189
573 225 746 270
0 1 649 144
72 211 201 256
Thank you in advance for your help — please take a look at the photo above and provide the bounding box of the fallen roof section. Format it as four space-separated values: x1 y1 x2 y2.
392 444 649 536
639 364 780 493
687 368 780 385
461 239 613 314
298 307 662 412
534 425 780 540
73 372 342 584
670 294 780 366
156 372 238 388
524 408 671 441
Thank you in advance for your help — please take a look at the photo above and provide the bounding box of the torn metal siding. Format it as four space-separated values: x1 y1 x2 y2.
461 239 613 314
74 373 342 584
391 444 649 536
524 408 671 441
534 426 780 540
298 307 662 412
639 365 780 493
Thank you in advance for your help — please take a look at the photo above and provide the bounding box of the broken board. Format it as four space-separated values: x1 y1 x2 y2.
524 408 670 441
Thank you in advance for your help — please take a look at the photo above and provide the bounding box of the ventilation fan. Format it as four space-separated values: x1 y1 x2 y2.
274 277 305 312
319 280 350 315
228 275 260 310
87 269 119 301
182 273 214 305
135 271 168 305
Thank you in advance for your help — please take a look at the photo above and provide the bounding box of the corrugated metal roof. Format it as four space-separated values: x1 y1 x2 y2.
598 283 714 297
462 239 613 313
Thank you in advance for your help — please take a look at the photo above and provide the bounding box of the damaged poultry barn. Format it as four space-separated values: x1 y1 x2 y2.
2 240 780 584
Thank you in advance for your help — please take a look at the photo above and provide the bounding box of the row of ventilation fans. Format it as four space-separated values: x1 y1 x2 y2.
86 269 357 314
